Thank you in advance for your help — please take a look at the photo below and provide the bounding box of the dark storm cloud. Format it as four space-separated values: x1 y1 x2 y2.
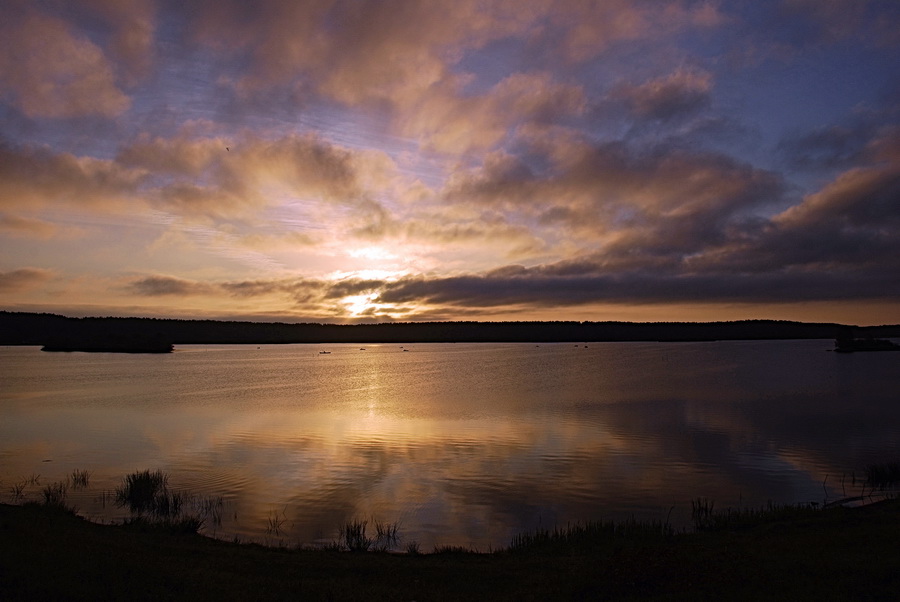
373 268 900 309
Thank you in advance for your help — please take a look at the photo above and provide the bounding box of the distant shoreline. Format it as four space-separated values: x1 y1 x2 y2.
2 310 898 346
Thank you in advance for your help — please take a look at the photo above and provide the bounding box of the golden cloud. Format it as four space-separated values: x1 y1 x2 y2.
0 144 145 211
0 214 59 239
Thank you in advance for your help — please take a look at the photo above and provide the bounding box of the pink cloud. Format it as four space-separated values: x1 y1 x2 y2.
0 7 130 118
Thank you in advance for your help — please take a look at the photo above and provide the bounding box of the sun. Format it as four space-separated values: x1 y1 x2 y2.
343 293 379 316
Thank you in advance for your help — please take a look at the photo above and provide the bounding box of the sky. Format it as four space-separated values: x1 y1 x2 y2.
1 0 899 325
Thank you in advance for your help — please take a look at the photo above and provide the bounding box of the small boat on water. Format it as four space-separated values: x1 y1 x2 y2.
318 351 331 355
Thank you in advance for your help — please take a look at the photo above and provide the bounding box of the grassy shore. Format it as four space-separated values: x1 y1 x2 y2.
2 499 899 600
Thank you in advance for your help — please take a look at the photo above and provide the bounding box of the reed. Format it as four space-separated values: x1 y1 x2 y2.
96 490 114 508
70 469 91 489
864 461 900 490
265 507 287 536
339 519 373 552
10 480 26 502
41 481 72 511
123 515 205 534
507 517 674 554
115 469 169 515
194 495 224 527
113 469 220 534
692 498 820 532
373 519 400 551
335 518 401 552
432 544 477 555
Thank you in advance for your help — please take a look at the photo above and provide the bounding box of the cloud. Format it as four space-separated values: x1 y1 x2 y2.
761 162 900 271
117 131 396 221
547 0 726 62
780 0 900 47
125 275 218 297
0 5 130 118
777 125 873 170
183 0 535 104
371 257 900 310
613 68 713 122
124 273 349 306
444 137 785 269
399 72 586 154
0 214 59 239
167 0 724 144
0 267 54 292
1 0 896 324
676 140 900 278
78 0 157 82
0 141 145 211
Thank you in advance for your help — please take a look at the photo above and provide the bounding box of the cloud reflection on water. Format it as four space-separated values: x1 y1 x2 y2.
1 342 898 548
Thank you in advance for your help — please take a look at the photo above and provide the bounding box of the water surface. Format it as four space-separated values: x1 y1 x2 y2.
2 341 898 548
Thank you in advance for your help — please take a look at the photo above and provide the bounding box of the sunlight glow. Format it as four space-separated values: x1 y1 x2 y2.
343 293 379 316
347 246 398 261
329 269 406 282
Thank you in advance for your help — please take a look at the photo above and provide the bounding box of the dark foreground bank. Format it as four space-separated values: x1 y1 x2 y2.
2 500 899 601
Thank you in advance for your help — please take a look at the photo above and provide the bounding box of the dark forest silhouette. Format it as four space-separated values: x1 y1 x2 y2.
2 311 898 349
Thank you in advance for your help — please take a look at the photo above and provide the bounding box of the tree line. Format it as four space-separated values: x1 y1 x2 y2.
3 311 897 346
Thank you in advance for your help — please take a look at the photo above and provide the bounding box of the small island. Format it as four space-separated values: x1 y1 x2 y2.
833 336 900 353
41 334 174 354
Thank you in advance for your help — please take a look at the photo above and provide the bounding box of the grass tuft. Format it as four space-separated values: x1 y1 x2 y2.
41 481 74 512
334 518 401 552
265 507 287 536
71 469 91 490
692 498 821 532
373 519 400 552
195 495 224 527
508 517 674 554
432 544 477 555
113 469 219 534
10 480 27 502
865 461 900 490
339 519 373 552
115 469 169 515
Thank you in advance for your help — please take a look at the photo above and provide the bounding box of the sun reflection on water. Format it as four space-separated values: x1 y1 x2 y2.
2 341 899 549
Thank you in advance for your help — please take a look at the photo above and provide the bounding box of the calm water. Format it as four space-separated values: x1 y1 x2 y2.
2 340 899 548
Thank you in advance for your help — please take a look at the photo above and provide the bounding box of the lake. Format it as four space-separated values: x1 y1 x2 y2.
1 340 898 549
